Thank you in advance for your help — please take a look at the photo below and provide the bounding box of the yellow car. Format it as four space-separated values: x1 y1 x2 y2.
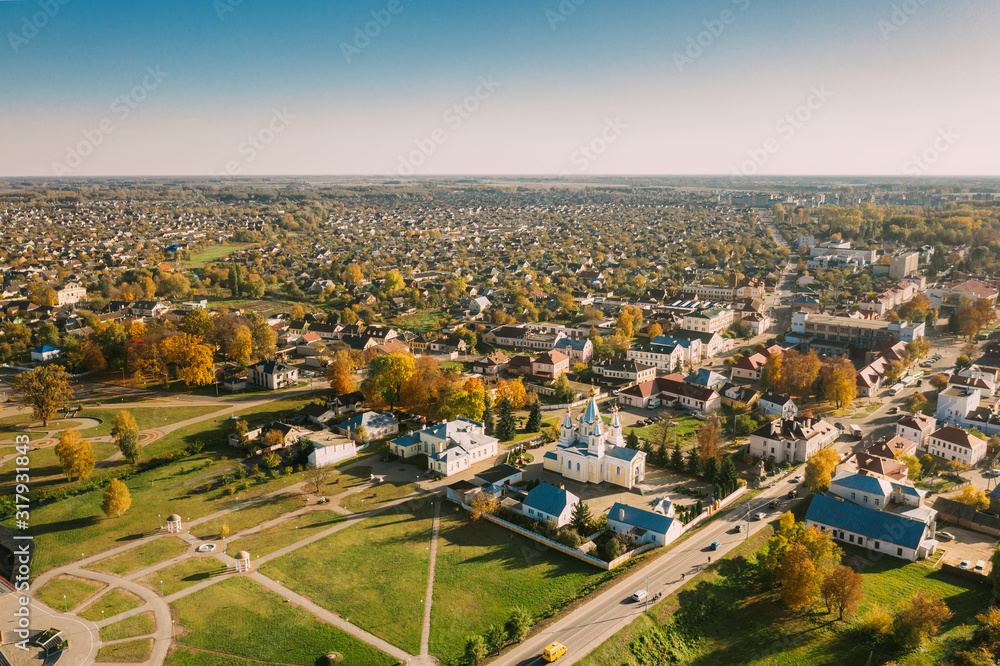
543 641 567 662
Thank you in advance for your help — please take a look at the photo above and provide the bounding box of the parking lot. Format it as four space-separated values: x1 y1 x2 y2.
935 524 995 573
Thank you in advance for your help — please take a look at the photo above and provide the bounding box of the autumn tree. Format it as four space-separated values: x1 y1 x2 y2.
781 349 821 397
956 485 990 511
805 448 839 493
160 334 215 386
495 378 528 409
647 322 663 339
179 308 213 338
820 564 863 620
54 429 96 482
262 429 285 450
325 350 357 395
469 492 499 520
102 478 132 518
929 374 949 391
307 463 334 494
27 282 58 306
247 312 277 358
893 592 953 650
343 263 364 287
760 353 783 393
697 420 721 463
366 351 416 410
12 364 74 427
776 543 819 610
231 325 253 367
111 410 140 464
821 358 856 408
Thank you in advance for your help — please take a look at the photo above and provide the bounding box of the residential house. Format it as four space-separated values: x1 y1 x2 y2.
684 368 728 391
327 391 366 416
720 383 761 410
297 402 339 427
30 345 61 362
532 350 569 379
521 483 579 528
926 279 999 307
895 413 936 449
749 416 839 465
681 307 736 335
593 359 657 384
805 493 935 562
335 411 399 441
759 393 798 419
553 337 594 364
627 340 685 372
607 502 683 547
469 296 491 315
616 374 721 413
506 355 534 376
55 282 87 306
471 351 510 376
248 360 299 390
926 425 987 467
305 430 358 468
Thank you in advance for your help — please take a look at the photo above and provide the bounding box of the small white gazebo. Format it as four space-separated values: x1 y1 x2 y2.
235 550 251 572
166 514 182 533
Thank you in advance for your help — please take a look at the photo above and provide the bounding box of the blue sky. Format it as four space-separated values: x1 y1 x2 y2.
1 0 997 176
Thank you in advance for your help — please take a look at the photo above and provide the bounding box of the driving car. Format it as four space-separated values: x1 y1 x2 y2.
788 490 798 499
542 642 567 662
888 406 899 414
769 500 779 509
792 474 803 483
755 512 766 520
733 524 745 533
632 590 647 602
710 541 720 550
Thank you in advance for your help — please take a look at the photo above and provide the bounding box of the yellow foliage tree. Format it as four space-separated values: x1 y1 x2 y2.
956 485 990 511
805 448 839 492
231 325 253 367
102 478 132 518
54 429 96 482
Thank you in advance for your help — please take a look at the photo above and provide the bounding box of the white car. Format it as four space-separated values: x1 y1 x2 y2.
792 475 803 483
754 512 766 521
632 590 647 602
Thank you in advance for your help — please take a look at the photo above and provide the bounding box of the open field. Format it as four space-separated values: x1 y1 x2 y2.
623 412 702 444
189 493 307 539
261 498 435 655
579 528 992 666
88 537 189 576
430 505 619 665
225 511 343 558
35 575 106 612
100 611 156 642
78 587 144 621
339 481 421 513
179 243 252 268
169 577 396 665
139 558 225 597
95 637 153 663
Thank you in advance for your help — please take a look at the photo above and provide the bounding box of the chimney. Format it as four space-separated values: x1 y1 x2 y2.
619 508 625 521
559 483 565 490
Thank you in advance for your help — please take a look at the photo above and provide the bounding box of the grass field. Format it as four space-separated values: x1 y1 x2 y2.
78 587 144 621
261 498 435 655
88 537 189 576
169 577 396 665
579 528 992 666
390 309 450 333
180 244 251 268
95 637 153 663
0 440 118 488
225 511 344 558
139 558 226 597
35 575 106 612
339 481 421 513
430 506 613 665
189 493 307 539
80 406 224 438
624 413 702 445
9 393 324 573
100 611 156 642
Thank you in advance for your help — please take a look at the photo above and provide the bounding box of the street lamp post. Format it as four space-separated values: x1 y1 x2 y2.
160 580 164 597
645 576 649 611
63 595 67 612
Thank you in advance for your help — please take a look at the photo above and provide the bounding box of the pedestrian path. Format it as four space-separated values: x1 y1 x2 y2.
419 499 442 657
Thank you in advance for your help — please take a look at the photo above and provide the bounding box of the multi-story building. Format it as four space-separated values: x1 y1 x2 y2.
889 251 920 279
593 359 657 384
682 307 736 335
390 418 499 477
895 413 936 449
749 416 839 465
926 279 999 307
787 313 924 355
55 281 87 306
926 425 987 467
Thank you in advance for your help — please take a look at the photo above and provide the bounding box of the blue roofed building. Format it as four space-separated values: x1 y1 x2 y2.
684 368 728 391
30 344 61 362
521 482 579 528
553 336 594 364
389 417 498 477
805 493 937 562
542 396 646 489
607 502 682 547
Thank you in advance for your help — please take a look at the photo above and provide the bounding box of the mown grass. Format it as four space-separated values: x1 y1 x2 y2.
339 481 421 513
35 574 106 612
88 537 189 576
78 587 144 621
139 558 225 597
180 243 250 268
189 493 307 539
624 413 702 445
430 505 614 665
170 577 396 665
95 637 153 663
261 497 435 655
225 511 344 558
80 406 224 438
100 611 156 642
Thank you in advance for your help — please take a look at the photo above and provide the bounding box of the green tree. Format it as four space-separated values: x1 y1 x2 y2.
571 500 593 534
505 607 532 644
464 635 487 665
483 390 495 437
553 372 572 403
12 364 74 427
525 400 543 433
988 543 1000 598
484 623 506 656
671 442 684 470
703 456 719 483
626 431 641 450
366 351 416 409
111 410 140 464
718 457 739 496
496 397 516 442
686 447 701 477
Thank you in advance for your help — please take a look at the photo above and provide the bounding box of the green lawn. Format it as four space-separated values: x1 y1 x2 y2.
95 637 153 663
100 611 156 642
169 577 396 665
579 530 992 666
189 493 307 539
88 537 189 576
139 558 225 597
430 506 614 665
390 309 450 334
9 394 325 574
78 587 144 621
261 498 435 655
0 440 118 488
339 481 421 513
624 413 702 445
180 243 252 268
35 575 106 612
225 511 344 558
80 406 224 438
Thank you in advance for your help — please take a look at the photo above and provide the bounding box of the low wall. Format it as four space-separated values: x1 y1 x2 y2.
680 485 748 533
540 393 607 412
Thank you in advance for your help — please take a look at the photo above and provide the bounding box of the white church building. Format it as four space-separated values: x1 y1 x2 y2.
543 397 646 490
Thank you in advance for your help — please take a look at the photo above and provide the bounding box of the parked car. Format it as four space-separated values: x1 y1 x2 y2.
960 560 971 570
984 470 1000 478
834 422 846 431
888 407 899 414
938 531 955 541
632 590 647 602
543 642 567 662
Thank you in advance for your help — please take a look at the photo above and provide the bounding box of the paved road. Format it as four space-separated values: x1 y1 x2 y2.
495 477 804 666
